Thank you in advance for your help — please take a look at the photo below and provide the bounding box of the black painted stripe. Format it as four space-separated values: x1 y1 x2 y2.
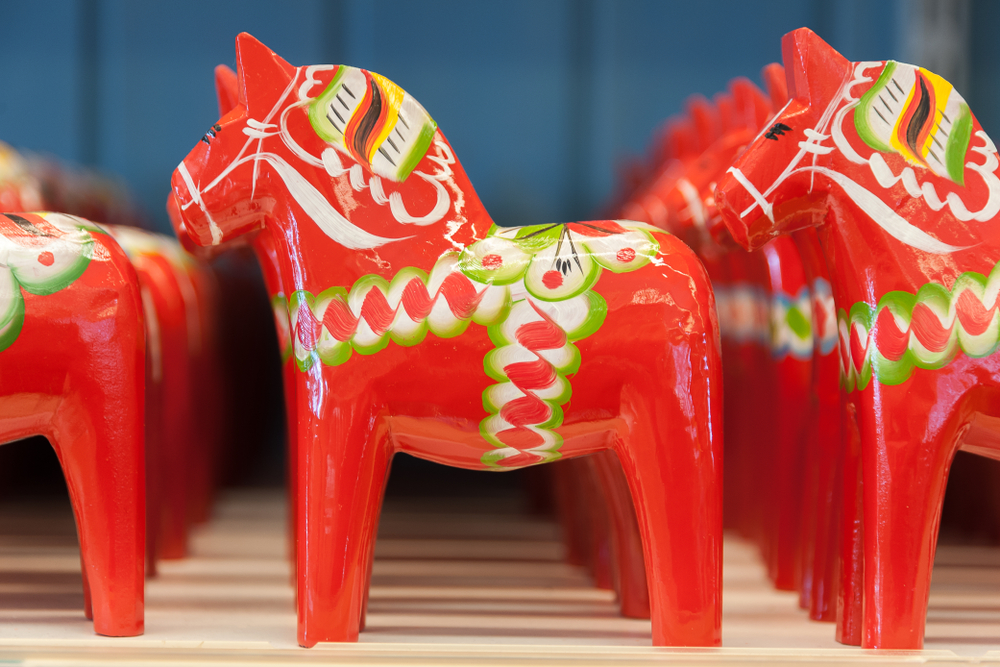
4 214 52 237
905 76 932 158
353 78 383 162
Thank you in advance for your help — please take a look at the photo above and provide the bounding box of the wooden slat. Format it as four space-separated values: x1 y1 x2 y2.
0 490 996 665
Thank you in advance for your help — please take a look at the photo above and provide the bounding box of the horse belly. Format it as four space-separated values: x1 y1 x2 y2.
346 328 623 470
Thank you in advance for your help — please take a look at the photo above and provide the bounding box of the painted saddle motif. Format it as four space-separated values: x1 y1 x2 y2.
0 213 100 350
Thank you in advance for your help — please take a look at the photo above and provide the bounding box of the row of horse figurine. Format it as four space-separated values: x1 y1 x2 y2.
1 25 997 651
0 141 242 635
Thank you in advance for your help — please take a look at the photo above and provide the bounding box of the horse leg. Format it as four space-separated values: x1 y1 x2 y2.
296 392 392 647
860 386 958 649
80 554 93 620
50 389 144 636
808 368 842 622
591 449 649 619
810 426 843 622
615 377 722 646
359 454 394 632
770 357 811 592
551 461 588 567
282 359 298 586
836 398 863 645
577 457 613 590
158 313 193 560
797 422 820 611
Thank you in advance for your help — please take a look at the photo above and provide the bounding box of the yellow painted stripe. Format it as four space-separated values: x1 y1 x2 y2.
919 68 955 160
367 72 405 165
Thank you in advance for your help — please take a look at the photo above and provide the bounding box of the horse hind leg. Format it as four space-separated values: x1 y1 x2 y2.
358 454 394 632
575 457 614 591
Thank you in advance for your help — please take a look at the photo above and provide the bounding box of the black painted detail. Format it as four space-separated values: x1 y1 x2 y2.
5 214 53 237
764 122 792 141
905 76 932 158
353 78 383 161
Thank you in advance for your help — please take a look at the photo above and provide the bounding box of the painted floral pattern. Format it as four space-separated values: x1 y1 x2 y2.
0 213 96 352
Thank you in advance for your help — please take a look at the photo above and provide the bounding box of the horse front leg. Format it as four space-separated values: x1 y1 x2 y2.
590 449 649 619
614 357 723 646
296 377 393 647
50 359 145 636
859 382 960 649
836 397 863 645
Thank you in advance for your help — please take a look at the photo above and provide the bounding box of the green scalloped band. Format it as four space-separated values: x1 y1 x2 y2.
280 221 663 469
840 260 1000 390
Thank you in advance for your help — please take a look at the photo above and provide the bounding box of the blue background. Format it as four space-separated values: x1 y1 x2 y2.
0 1 941 232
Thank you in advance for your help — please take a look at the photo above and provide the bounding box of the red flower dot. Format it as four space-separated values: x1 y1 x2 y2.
37 251 55 267
616 247 636 263
542 270 563 289
482 253 503 270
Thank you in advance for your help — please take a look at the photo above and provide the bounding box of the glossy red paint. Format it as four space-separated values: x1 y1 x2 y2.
0 213 145 636
716 27 1000 649
102 226 221 563
169 34 722 647
619 77 821 601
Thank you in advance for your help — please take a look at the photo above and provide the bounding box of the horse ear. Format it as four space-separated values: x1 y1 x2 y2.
729 77 773 132
234 33 296 112
686 95 720 153
673 119 701 160
761 63 788 109
215 65 239 117
653 117 695 164
714 92 735 134
781 28 851 108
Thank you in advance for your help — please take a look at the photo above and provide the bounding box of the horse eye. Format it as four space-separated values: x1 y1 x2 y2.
764 122 792 141
201 124 222 145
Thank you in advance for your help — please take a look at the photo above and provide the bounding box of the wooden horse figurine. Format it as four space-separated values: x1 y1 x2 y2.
7 137 221 570
0 211 145 636
717 27 1000 649
654 72 844 621
169 33 722 647
756 63 845 625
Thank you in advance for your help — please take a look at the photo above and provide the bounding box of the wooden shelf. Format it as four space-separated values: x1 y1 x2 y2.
0 490 997 665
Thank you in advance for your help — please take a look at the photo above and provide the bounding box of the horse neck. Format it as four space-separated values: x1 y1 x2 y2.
248 156 489 296
232 71 493 294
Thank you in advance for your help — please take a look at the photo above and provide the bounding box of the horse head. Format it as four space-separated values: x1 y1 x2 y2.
168 33 493 274
713 29 852 249
657 76 774 250
618 95 726 227
716 27 999 256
